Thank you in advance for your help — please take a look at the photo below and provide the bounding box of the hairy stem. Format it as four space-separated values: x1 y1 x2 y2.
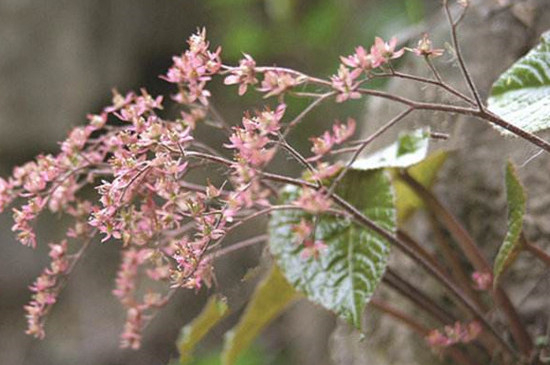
385 268 456 325
399 171 533 356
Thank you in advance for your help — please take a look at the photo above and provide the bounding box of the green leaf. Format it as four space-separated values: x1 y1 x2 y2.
488 31 550 134
493 161 526 285
221 265 297 365
178 295 229 365
392 150 449 223
268 169 395 328
351 128 431 170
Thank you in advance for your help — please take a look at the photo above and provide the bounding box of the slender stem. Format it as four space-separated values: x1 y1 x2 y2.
522 234 550 267
443 0 484 111
426 213 485 312
285 92 335 131
208 234 268 259
371 297 430 335
253 66 332 87
397 230 449 279
478 109 550 154
356 88 550 154
373 70 475 105
399 171 533 356
385 268 456 325
277 133 320 184
425 56 443 84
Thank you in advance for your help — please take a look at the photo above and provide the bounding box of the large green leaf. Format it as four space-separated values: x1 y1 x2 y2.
351 127 431 170
393 150 449 223
488 31 550 134
177 295 229 364
493 162 526 285
221 265 297 365
268 169 395 328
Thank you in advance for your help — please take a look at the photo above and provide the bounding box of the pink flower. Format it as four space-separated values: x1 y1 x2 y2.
0 177 14 213
292 219 313 243
410 34 444 58
300 240 328 260
308 119 355 161
331 65 362 103
310 131 335 158
341 46 375 72
104 90 135 114
370 36 404 67
426 321 482 350
224 54 258 95
120 307 143 349
472 271 493 291
309 162 343 181
294 188 332 214
258 71 299 98
332 118 356 144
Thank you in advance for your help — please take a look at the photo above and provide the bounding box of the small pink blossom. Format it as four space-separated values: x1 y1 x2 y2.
294 188 332 214
104 89 135 114
300 240 328 260
224 54 258 95
331 65 362 103
341 46 375 72
258 70 299 98
332 118 356 144
310 131 335 159
120 307 143 349
472 271 493 291
0 177 14 213
370 36 405 67
427 321 482 350
410 33 445 58
309 162 343 181
292 219 313 243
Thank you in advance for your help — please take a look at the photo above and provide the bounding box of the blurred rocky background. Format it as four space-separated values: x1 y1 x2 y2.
0 1 428 365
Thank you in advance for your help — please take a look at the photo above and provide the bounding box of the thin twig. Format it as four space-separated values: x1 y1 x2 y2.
443 0 484 110
208 234 268 259
385 268 456 325
371 297 430 335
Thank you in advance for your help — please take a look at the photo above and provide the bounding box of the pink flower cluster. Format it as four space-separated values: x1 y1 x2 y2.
309 118 356 162
426 321 482 350
334 37 404 102
226 104 286 168
1 26 439 352
162 28 221 105
258 70 301 98
24 240 69 339
223 54 258 95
